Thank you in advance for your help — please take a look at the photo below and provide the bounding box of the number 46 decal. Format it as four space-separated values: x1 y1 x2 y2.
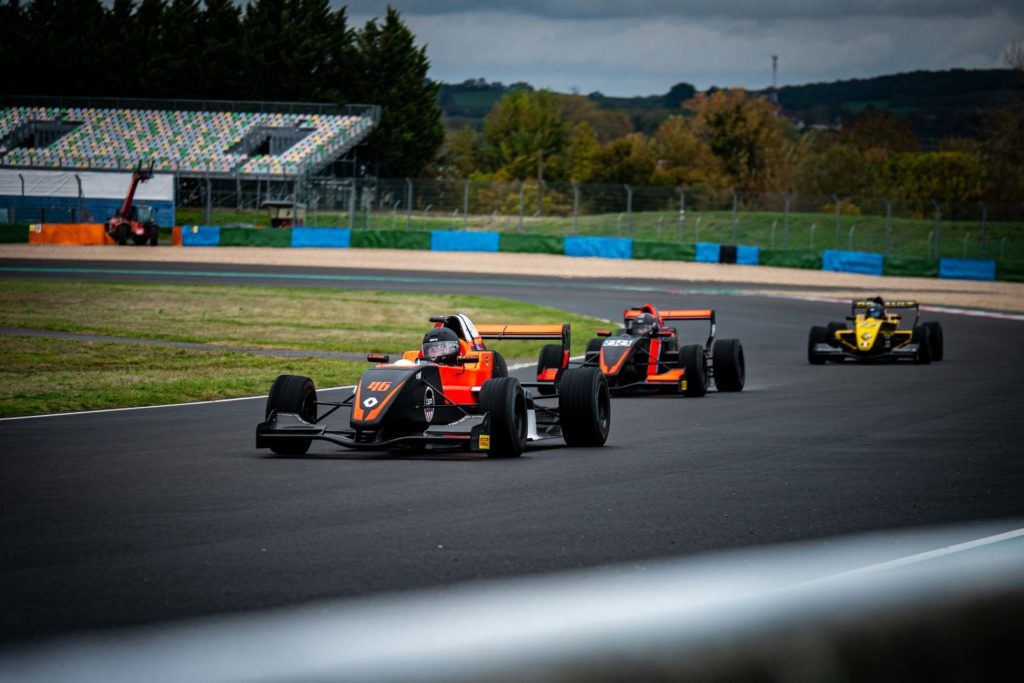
367 381 392 392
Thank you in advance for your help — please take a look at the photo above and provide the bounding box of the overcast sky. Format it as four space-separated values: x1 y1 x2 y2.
341 1 1024 96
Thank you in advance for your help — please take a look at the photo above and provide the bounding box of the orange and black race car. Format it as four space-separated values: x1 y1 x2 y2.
579 304 746 396
256 313 611 458
808 298 944 364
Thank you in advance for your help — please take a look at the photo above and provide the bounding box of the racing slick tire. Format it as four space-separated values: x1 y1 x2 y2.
712 338 745 392
265 374 317 455
923 322 944 361
479 377 527 458
912 325 933 364
585 338 603 365
808 326 829 365
678 344 708 397
826 322 845 341
558 367 610 447
492 350 509 378
536 344 564 396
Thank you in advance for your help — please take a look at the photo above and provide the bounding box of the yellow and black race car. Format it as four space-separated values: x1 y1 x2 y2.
807 298 944 364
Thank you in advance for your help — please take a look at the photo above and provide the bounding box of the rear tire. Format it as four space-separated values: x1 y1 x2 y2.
536 344 563 396
678 344 708 397
148 224 159 246
912 325 932 364
808 326 828 365
265 375 317 455
479 377 527 458
558 367 610 447
712 338 745 392
923 322 943 361
491 350 508 378
584 337 603 365
115 224 128 245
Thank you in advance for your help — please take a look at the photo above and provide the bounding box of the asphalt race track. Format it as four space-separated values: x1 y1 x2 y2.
2 258 1023 644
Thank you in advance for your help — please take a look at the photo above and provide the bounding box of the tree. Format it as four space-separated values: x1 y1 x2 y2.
482 89 568 181
685 89 791 193
588 133 657 185
196 0 243 99
840 107 919 153
1004 38 1024 70
558 94 632 143
566 121 600 182
652 115 728 190
349 6 443 178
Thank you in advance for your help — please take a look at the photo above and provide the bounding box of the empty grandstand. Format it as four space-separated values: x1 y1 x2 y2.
0 98 379 178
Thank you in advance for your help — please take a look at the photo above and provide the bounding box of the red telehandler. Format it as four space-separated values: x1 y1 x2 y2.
105 161 159 245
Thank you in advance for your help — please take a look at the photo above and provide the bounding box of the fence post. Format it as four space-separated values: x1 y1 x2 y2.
963 232 970 258
832 194 840 248
348 182 356 231
848 224 856 250
781 192 790 248
678 186 686 242
406 178 413 229
572 181 580 234
463 179 469 228
74 174 84 224
883 197 893 255
204 174 212 225
810 222 817 248
518 181 525 232
731 189 738 243
18 173 25 223
926 230 934 258
771 220 777 249
624 184 633 237
932 200 941 258
236 176 242 210
979 201 987 257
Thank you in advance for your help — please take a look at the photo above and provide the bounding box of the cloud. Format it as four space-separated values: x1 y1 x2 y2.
344 4 1024 95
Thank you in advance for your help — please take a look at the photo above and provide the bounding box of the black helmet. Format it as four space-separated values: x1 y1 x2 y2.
629 312 658 337
422 326 460 364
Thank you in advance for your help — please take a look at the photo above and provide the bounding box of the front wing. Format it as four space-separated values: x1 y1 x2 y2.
810 342 922 362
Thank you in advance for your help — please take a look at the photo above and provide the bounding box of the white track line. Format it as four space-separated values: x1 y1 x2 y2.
0 357 586 421
825 526 1024 579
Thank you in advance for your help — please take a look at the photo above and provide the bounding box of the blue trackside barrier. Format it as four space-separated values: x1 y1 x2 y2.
564 236 632 260
430 230 500 253
823 249 883 276
939 258 996 281
291 227 351 248
736 245 760 266
695 242 721 263
181 225 221 247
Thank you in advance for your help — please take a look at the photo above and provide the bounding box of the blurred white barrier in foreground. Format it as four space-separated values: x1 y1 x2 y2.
2 520 1023 683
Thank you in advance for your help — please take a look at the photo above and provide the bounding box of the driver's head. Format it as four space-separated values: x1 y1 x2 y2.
867 304 884 319
628 312 658 337
422 326 460 364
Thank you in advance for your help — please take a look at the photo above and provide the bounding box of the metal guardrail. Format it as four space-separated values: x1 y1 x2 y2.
1 520 1021 683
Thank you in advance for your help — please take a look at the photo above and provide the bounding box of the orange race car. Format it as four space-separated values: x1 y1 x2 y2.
257 313 611 458
579 304 746 396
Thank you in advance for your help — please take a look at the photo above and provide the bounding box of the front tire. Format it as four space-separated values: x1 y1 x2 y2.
712 338 745 392
265 374 317 455
479 377 527 458
491 350 509 378
808 326 828 365
678 344 708 397
558 367 610 447
912 325 932 364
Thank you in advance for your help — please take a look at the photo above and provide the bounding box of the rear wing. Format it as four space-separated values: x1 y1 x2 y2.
476 323 570 353
623 305 716 347
852 299 918 310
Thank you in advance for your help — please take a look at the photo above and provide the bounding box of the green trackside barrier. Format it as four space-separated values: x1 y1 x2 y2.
760 249 822 270
498 232 564 255
219 227 293 248
350 229 432 251
631 240 696 262
882 255 939 278
0 224 30 243
997 261 1024 283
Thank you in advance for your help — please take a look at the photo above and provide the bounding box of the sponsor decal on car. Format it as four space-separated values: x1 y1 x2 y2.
363 396 379 408
603 338 633 347
423 387 435 423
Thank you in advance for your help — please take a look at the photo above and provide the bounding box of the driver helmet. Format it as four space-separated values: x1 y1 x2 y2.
628 312 658 337
866 304 884 319
422 326 461 364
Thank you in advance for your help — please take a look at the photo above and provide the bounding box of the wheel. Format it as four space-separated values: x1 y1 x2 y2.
808 326 828 365
536 344 564 396
712 338 745 392
492 350 508 378
584 337 603 365
557 367 610 447
912 326 932 364
478 377 527 458
265 374 317 455
923 322 943 361
115 224 128 245
131 232 147 246
148 223 159 246
677 344 708 397
826 322 845 341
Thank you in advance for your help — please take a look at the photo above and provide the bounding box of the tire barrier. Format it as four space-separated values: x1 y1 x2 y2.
11 223 1020 282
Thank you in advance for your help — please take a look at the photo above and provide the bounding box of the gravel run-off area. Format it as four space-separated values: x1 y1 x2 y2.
2 244 1022 314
